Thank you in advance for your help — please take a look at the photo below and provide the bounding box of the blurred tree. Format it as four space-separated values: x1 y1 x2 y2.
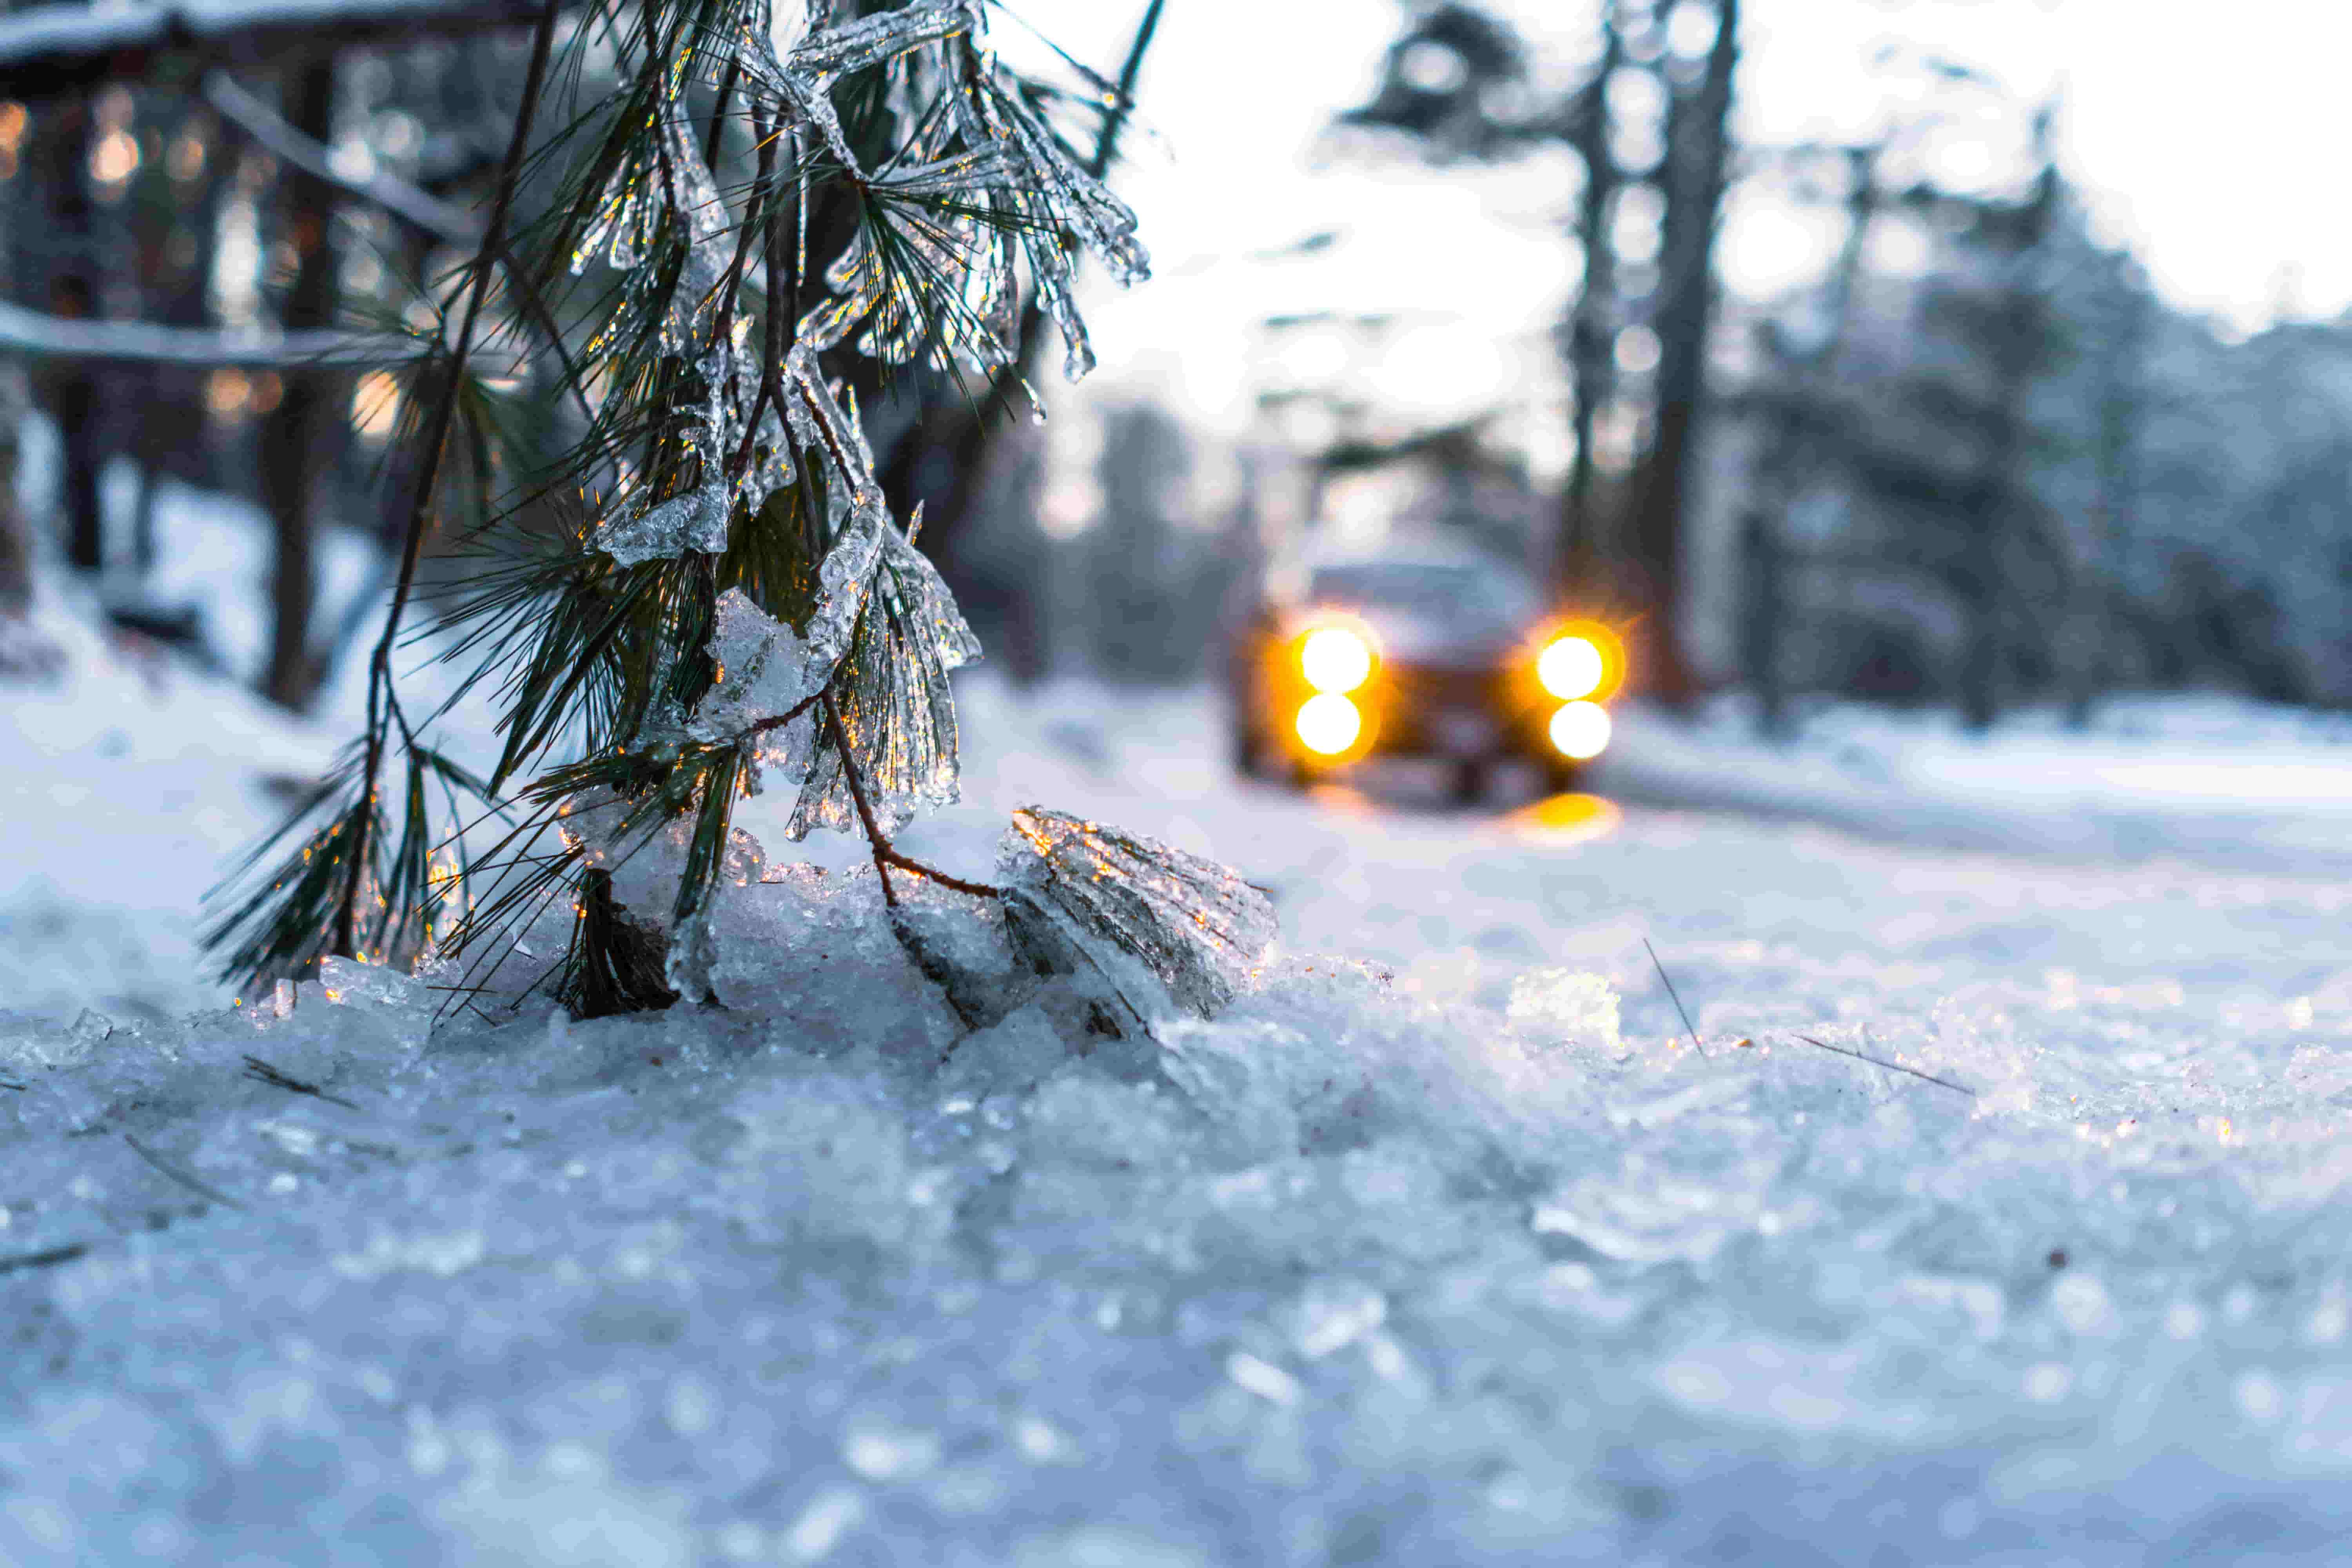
1733 137 1887 737
22 95 105 573
2060 247 2154 727
254 61 347 709
1338 0 1743 704
0 363 27 612
1621 0 1737 706
1076 399 1214 682
874 0 1165 685
125 95 230 578
1736 96 2078 731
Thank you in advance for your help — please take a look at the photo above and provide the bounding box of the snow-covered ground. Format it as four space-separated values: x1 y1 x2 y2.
1602 693 2352 877
6 569 2352 1561
0 466 370 1025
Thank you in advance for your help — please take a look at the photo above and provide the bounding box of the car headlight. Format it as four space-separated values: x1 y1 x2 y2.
1537 634 1605 701
1548 700 1612 760
1299 626 1374 693
1294 693 1363 755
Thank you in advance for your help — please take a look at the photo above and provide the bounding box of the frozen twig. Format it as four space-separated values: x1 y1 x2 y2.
822 690 1003 905
825 690 899 907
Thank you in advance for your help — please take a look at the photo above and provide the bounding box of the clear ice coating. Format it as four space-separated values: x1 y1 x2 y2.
777 519 983 839
592 340 795 568
727 0 1149 385
995 808 1279 1022
593 476 731 566
688 463 888 745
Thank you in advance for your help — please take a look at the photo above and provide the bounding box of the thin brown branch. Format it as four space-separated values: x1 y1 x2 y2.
823 690 897 907
744 687 822 738
876 846 1000 900
815 693 1000 903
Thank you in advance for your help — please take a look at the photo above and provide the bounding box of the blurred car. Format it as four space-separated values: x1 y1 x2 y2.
1225 542 1624 801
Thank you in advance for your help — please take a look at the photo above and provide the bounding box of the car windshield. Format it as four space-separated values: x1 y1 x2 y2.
1307 562 1537 635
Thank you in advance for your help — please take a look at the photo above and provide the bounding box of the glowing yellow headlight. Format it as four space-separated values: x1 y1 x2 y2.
1295 693 1363 756
1537 635 1605 701
1548 700 1612 760
1299 626 1374 694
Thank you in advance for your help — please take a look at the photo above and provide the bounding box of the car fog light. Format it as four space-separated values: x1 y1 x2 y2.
1537 635 1605 701
1300 626 1374 693
1295 693 1362 756
1548 700 1611 760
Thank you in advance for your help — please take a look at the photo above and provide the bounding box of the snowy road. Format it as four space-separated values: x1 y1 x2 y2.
5 669 2352 1564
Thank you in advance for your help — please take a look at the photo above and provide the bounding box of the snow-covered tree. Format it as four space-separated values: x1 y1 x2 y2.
206 0 1277 1027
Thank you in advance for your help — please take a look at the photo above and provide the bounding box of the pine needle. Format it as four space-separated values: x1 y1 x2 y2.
242 1055 361 1112
1794 1034 1976 1098
1644 937 1708 1057
0 1242 89 1277
122 1134 247 1212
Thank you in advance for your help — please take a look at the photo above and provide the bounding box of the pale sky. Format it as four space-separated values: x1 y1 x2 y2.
995 0 2351 439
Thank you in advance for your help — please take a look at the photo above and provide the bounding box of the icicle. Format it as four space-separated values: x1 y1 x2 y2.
794 127 810 289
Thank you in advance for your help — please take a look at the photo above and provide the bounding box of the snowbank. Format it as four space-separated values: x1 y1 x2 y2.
1602 693 2352 873
6 739 2352 1561
12 562 2352 1559
0 577 337 1024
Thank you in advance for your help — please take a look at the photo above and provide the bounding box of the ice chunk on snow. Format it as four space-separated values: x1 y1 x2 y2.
996 808 1277 1026
1506 968 1622 1056
708 864 961 1061
312 957 432 1051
